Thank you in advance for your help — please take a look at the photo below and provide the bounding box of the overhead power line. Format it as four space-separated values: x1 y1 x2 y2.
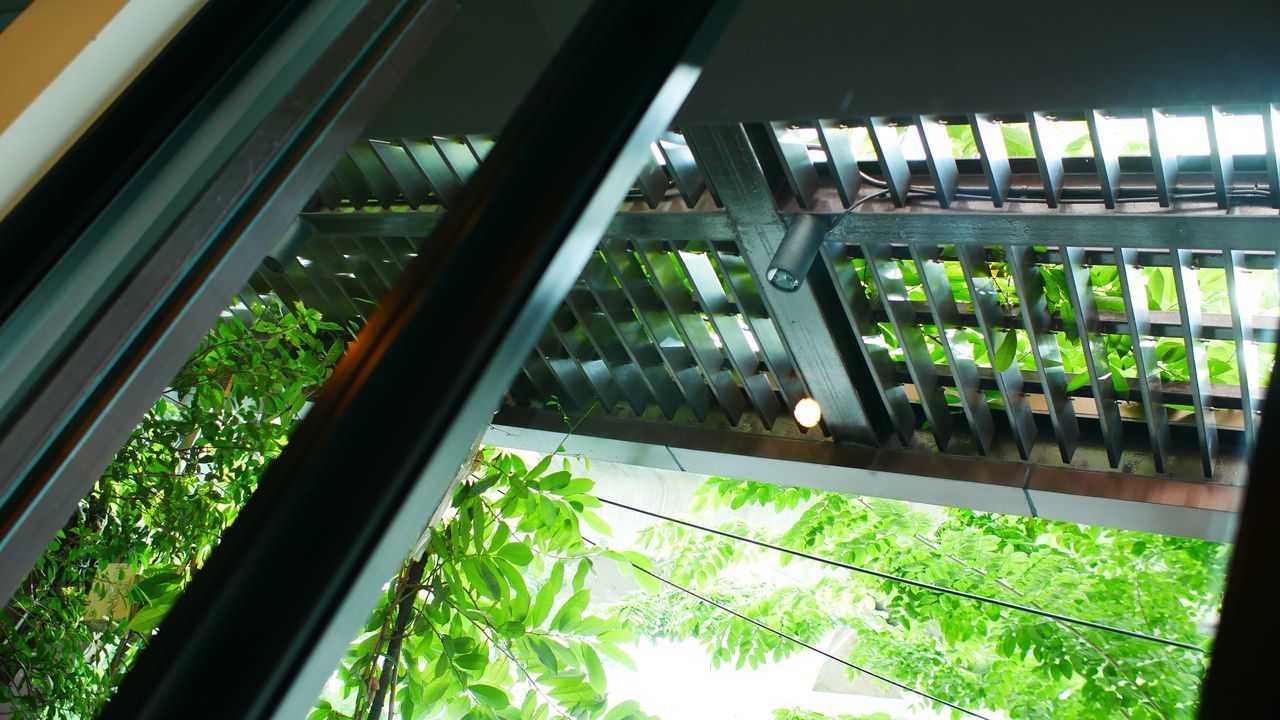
595 495 1207 654
583 536 994 720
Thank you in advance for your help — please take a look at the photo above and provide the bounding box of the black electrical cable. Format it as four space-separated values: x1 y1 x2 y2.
582 536 995 720
826 188 892 235
595 496 1208 654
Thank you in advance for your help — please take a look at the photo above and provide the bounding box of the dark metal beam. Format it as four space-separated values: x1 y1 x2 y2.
683 124 882 445
910 245 995 454
657 132 708 207
1116 248 1172 473
815 120 861 208
101 2 735 718
957 245 1037 459
902 365 1252 413
304 209 1280 253
1027 112 1064 208
970 113 1011 207
1206 106 1236 209
676 248 782 426
1146 108 1179 207
329 153 373 208
1262 103 1280 208
866 117 911 207
633 241 746 424
546 307 620 413
401 138 461 205
369 140 433 207
1172 248 1217 477
347 143 400 207
598 242 714 421
564 285 658 416
706 244 806 410
1223 251 1259 458
431 134 480 184
1061 247 1123 467
916 115 958 208
864 244 953 448
1007 245 1079 462
0 0 457 606
762 121 819 209
824 240 916 445
634 156 671 209
1086 110 1120 209
488 407 1244 544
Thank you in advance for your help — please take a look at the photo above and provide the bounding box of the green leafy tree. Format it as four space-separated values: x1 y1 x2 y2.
314 448 657 720
611 477 1228 720
0 299 346 718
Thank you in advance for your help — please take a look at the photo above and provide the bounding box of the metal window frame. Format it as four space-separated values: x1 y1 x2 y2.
100 2 736 717
0 0 459 604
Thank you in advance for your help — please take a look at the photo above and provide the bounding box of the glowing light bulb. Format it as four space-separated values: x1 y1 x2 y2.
793 397 822 428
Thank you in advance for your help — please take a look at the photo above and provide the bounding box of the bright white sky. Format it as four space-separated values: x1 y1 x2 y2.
605 637 947 720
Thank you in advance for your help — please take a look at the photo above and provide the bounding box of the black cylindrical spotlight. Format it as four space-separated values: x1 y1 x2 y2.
766 214 825 292
263 218 315 273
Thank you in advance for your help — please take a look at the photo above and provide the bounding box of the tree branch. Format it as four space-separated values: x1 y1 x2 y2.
365 552 431 720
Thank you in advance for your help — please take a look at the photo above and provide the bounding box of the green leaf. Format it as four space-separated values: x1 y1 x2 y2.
128 599 174 634
497 560 530 620
421 676 450 707
579 508 612 536
488 519 510 551
993 331 1018 372
497 542 533 566
454 652 488 674
529 561 564 627
618 551 653 572
527 453 554 480
498 620 526 638
1063 134 1091 156
539 471 572 492
572 559 592 592
555 477 595 497
1147 270 1165 311
478 560 505 600
550 589 590 632
631 565 660 594
581 645 607 691
1001 124 1034 157
468 684 509 709
1110 361 1130 394
528 636 559 671
1065 372 1090 392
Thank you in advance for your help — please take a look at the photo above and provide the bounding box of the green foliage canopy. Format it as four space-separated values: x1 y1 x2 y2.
0 300 345 717
611 477 1228 720
314 449 657 720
